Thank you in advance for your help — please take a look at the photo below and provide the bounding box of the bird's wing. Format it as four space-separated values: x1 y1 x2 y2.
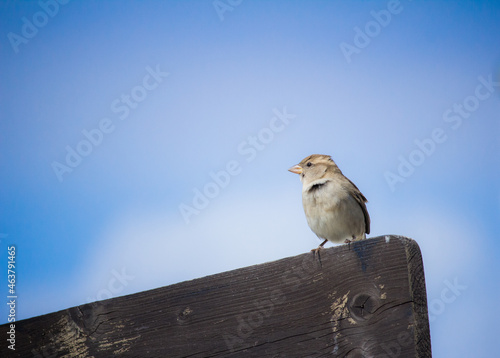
346 178 371 235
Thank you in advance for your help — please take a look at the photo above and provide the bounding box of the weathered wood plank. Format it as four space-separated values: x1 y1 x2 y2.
2 235 431 357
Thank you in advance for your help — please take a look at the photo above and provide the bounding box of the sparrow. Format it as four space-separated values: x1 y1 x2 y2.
288 154 370 252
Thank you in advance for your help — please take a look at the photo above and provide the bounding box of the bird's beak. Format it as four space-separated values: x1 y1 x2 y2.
288 164 303 174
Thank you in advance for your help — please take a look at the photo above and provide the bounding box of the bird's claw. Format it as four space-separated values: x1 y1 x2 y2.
311 246 323 266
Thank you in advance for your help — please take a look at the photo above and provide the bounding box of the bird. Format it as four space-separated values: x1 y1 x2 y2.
288 154 370 254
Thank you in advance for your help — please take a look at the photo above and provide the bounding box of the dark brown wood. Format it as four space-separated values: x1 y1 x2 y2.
2 235 431 357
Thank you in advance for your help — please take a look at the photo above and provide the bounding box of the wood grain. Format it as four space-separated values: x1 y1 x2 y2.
2 235 431 357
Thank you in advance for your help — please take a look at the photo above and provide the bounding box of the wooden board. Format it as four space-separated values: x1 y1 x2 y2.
2 235 431 357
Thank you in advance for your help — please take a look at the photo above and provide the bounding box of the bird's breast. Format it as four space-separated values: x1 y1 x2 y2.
301 180 364 243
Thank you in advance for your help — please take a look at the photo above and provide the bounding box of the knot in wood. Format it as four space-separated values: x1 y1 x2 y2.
177 307 193 324
349 293 378 322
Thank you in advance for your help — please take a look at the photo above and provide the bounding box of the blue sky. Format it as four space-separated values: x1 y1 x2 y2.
0 0 499 356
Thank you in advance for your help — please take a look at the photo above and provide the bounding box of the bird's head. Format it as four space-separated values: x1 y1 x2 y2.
288 154 341 185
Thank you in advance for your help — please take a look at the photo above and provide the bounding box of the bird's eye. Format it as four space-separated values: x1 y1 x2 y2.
306 162 312 167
